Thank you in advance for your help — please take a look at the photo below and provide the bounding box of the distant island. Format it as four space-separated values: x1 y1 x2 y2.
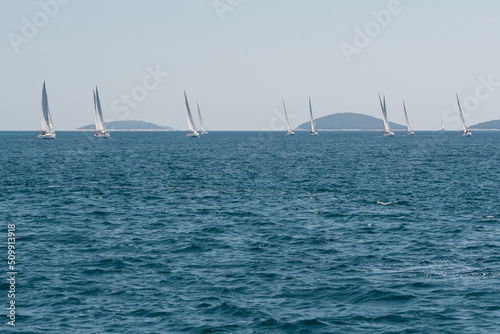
470 120 500 130
297 113 406 131
78 120 175 131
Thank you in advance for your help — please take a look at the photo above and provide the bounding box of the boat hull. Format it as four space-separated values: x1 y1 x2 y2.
310 131 319 136
187 132 199 137
94 132 110 138
286 131 295 136
383 131 395 137
462 131 472 137
37 133 56 139
407 131 415 135
200 131 208 135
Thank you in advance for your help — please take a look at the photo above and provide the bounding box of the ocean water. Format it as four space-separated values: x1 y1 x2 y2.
1 131 500 333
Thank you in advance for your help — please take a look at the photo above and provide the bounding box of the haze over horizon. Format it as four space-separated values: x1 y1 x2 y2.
1 0 500 131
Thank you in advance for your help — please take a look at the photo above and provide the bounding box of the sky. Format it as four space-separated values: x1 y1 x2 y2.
1 0 500 131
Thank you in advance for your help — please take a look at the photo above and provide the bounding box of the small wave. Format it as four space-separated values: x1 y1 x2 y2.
260 318 279 326
295 318 328 326
205 302 253 317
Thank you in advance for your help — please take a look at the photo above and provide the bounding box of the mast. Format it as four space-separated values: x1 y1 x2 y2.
456 93 468 132
184 91 198 134
196 101 207 133
309 97 316 133
403 100 412 133
282 100 292 132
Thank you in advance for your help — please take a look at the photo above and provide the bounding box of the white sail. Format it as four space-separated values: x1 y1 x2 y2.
403 100 413 133
94 87 106 132
282 100 293 133
41 82 55 133
184 91 198 135
456 94 468 132
309 97 317 134
196 101 208 134
379 94 391 132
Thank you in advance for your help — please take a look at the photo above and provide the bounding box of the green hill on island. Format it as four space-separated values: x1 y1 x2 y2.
470 120 500 130
297 113 406 130
78 120 175 130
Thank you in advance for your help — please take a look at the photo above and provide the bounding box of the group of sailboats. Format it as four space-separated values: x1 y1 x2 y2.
37 84 474 138
378 94 471 137
280 97 318 136
281 95 463 137
37 82 110 139
183 91 208 137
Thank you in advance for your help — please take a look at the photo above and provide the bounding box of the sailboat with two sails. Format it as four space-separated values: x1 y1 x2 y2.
456 94 472 137
37 82 56 139
378 94 394 137
403 100 415 135
184 91 199 137
93 86 110 138
282 100 294 135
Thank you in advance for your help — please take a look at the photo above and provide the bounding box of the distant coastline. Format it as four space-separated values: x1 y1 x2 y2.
297 112 407 131
74 129 178 132
77 120 175 131
69 115 500 132
470 119 500 130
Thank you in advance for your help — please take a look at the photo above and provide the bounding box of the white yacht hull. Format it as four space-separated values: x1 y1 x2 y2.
407 131 415 135
310 131 319 136
94 132 110 138
200 131 208 135
187 132 199 137
383 131 395 137
286 131 295 136
462 131 472 137
37 133 56 139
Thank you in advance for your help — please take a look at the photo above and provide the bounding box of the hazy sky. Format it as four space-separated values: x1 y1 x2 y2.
1 0 500 131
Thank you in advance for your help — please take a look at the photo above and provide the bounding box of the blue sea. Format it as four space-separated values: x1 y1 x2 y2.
1 131 500 333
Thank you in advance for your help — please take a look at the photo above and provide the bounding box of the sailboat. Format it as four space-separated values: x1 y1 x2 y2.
309 97 319 136
282 100 294 135
196 102 208 135
403 100 415 135
184 91 199 137
37 82 56 139
378 94 394 137
456 94 471 137
93 86 110 138
439 120 445 132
